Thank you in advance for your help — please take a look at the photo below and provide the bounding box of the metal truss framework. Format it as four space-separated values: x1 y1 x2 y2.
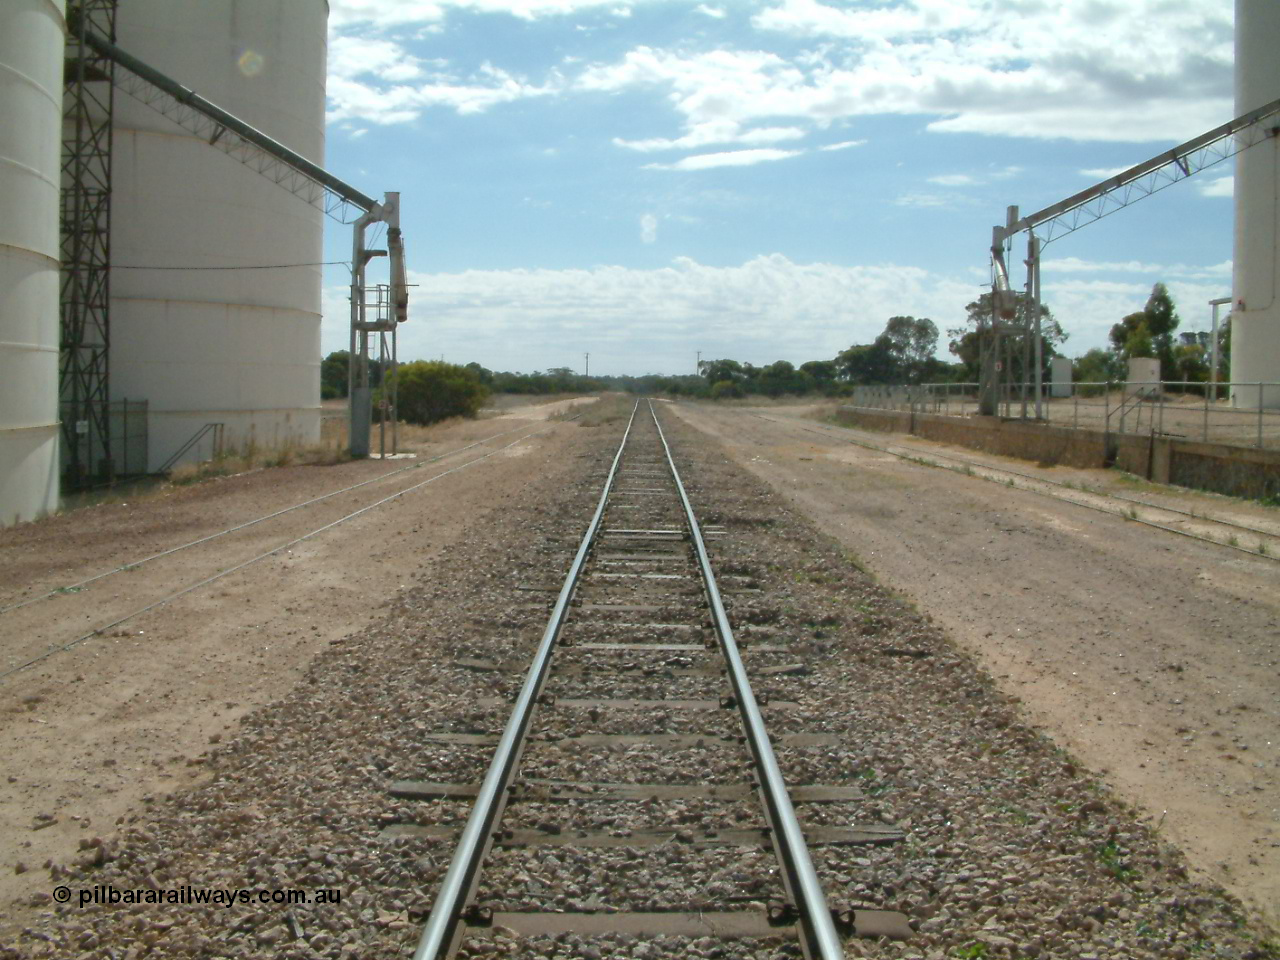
77 27 375 225
1004 96 1280 248
61 0 119 487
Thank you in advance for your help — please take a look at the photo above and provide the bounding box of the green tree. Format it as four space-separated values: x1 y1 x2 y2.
1074 348 1124 384
836 340 896 384
320 350 350 400
799 360 838 391
700 358 746 387
881 315 939 382
1110 283 1181 371
390 360 489 425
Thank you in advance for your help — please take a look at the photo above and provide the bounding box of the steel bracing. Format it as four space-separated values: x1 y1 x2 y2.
61 0 118 486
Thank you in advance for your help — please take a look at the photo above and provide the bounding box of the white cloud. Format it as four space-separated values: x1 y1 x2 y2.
328 0 650 29
819 138 866 151
1080 167 1133 180
928 173 976 186
643 148 804 171
321 252 1235 373
695 4 726 18
613 120 806 152
894 191 957 208
640 213 658 243
324 254 979 373
576 1 1232 146
327 41 562 125
1198 175 1234 197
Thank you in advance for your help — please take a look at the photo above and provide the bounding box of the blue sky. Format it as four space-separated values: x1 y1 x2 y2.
318 0 1236 376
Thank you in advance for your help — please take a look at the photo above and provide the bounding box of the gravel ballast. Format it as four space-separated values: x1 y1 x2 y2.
4 402 1275 960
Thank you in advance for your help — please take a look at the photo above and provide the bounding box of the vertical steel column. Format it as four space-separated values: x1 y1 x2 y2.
1028 234 1043 420
60 1 118 487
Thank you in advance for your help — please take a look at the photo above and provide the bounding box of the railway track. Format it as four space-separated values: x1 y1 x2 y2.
754 414 1280 561
400 400 910 959
0 422 562 681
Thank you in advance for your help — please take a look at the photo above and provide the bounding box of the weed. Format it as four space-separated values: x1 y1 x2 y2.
1098 840 1139 881
1006 477 1016 487
961 464 974 476
854 768 892 796
1127 506 1139 520
1259 541 1270 556
122 563 140 573
1228 534 1240 548
953 943 988 959
54 585 83 595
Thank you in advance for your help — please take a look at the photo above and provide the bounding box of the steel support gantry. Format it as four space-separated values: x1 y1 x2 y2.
985 96 1280 418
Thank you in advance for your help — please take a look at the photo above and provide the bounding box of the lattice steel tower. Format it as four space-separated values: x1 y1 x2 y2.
61 0 118 486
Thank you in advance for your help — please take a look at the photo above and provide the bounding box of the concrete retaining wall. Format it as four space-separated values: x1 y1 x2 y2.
834 405 1280 501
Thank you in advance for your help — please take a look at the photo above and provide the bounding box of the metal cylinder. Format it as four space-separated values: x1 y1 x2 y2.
1230 0 1280 408
0 0 64 525
110 0 327 469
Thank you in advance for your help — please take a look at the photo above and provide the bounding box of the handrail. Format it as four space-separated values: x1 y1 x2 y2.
156 422 223 475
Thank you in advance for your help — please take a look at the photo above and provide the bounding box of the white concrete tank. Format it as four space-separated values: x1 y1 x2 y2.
0 0 63 525
1049 356 1073 399
1231 0 1280 408
110 0 327 469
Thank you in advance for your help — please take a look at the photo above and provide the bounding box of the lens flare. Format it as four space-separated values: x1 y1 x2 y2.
237 49 264 77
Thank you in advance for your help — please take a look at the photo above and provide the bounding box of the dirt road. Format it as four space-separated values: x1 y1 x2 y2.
671 401 1280 928
0 408 595 933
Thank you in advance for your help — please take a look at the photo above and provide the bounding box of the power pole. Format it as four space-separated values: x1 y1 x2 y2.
696 350 702 376
584 352 590 377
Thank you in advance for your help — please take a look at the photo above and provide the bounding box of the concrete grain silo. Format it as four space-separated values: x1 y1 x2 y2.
1231 0 1280 408
0 0 64 524
109 0 328 468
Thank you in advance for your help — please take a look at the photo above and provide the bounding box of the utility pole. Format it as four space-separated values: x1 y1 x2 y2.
696 350 702 376
584 353 590 377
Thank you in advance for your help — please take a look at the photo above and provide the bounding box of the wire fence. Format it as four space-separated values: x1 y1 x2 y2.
846 381 1280 450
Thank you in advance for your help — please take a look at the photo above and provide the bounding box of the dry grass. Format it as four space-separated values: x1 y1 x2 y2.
167 436 351 486
559 394 634 427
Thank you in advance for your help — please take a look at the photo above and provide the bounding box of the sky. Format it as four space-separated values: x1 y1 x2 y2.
317 0 1237 377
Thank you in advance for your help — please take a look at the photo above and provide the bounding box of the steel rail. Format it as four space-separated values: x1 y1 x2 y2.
756 415 1280 563
0 427 560 684
648 400 843 960
413 402 641 960
0 424 536 616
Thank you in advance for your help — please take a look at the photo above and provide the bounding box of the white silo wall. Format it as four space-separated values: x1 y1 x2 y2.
1231 0 1280 408
110 0 327 469
0 0 63 525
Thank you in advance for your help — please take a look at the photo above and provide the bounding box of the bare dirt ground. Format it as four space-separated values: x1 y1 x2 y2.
671 401 1280 929
0 405 592 937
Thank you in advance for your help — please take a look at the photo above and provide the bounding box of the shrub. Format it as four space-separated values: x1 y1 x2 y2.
389 360 490 425
709 379 744 400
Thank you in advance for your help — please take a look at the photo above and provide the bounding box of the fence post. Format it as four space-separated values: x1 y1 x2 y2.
1203 384 1210 442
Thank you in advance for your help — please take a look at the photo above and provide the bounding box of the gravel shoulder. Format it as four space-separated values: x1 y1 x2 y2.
671 400 1280 931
